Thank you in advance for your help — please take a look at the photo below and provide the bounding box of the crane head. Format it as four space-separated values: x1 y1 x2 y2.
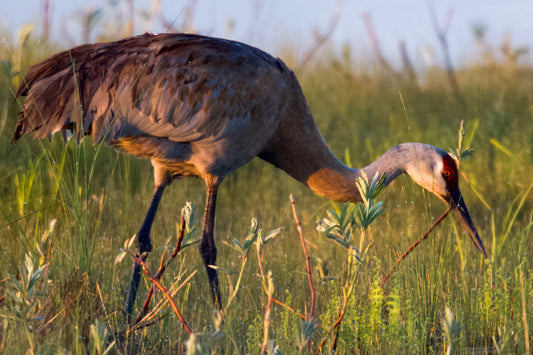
403 145 488 259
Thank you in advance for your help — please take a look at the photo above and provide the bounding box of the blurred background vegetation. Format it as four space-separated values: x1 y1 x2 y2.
0 1 532 353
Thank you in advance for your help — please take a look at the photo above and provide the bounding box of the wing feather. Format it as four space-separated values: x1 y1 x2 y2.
14 33 290 146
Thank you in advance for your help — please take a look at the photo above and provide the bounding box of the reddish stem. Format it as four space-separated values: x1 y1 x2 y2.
126 250 192 334
381 205 452 287
290 194 316 321
272 298 310 322
136 214 186 324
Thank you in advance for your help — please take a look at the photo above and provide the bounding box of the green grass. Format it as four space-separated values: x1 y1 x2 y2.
0 30 532 354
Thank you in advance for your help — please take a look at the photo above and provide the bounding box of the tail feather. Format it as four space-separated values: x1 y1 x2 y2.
14 44 100 143
13 33 162 144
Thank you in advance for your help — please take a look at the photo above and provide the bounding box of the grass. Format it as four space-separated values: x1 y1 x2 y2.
0 28 532 354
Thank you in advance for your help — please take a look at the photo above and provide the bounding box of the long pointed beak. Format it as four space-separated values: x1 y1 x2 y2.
450 189 488 259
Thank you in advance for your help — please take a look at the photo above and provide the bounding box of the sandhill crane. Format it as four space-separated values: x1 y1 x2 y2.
13 33 487 314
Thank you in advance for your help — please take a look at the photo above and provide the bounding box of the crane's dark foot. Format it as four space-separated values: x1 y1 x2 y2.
124 232 153 320
125 263 142 319
206 266 222 310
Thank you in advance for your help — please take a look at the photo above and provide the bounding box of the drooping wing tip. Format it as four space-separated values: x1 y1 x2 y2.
12 117 24 143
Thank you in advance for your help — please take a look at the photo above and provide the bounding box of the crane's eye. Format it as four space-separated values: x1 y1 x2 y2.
441 156 458 190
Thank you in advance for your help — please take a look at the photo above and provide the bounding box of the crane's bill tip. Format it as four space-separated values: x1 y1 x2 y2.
451 189 488 259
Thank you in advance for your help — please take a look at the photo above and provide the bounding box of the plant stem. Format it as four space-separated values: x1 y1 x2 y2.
257 247 267 294
290 194 315 321
271 298 310 322
381 205 452 286
225 255 247 310
260 271 274 355
136 214 186 324
520 267 530 354
290 194 315 354
125 251 192 335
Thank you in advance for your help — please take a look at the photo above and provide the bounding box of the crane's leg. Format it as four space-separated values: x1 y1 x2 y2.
125 164 171 317
200 176 222 309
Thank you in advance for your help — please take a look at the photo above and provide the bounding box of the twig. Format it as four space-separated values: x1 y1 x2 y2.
272 298 310 322
182 0 198 33
257 245 268 295
331 292 348 342
260 297 272 355
399 39 418 84
315 337 327 354
225 255 248 310
315 290 349 354
125 0 134 37
260 271 274 355
427 0 465 105
132 270 197 332
363 13 399 78
290 194 315 354
129 314 167 332
41 0 51 41
296 0 343 73
125 251 192 335
136 214 186 324
381 205 452 287
290 194 315 321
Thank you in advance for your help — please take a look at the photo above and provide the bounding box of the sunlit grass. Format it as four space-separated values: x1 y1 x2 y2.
0 30 531 353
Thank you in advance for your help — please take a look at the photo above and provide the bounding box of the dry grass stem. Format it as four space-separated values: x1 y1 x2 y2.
125 251 192 335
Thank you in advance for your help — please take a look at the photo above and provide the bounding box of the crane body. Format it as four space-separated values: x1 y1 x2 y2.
13 33 487 314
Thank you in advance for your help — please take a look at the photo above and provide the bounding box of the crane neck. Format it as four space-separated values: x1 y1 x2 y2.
304 145 410 203
262 122 413 202
261 70 414 203
360 144 412 189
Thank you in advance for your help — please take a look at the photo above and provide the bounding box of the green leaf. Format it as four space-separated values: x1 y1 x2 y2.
232 239 243 250
9 274 24 296
349 247 363 264
180 232 200 250
27 269 43 297
297 318 319 349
